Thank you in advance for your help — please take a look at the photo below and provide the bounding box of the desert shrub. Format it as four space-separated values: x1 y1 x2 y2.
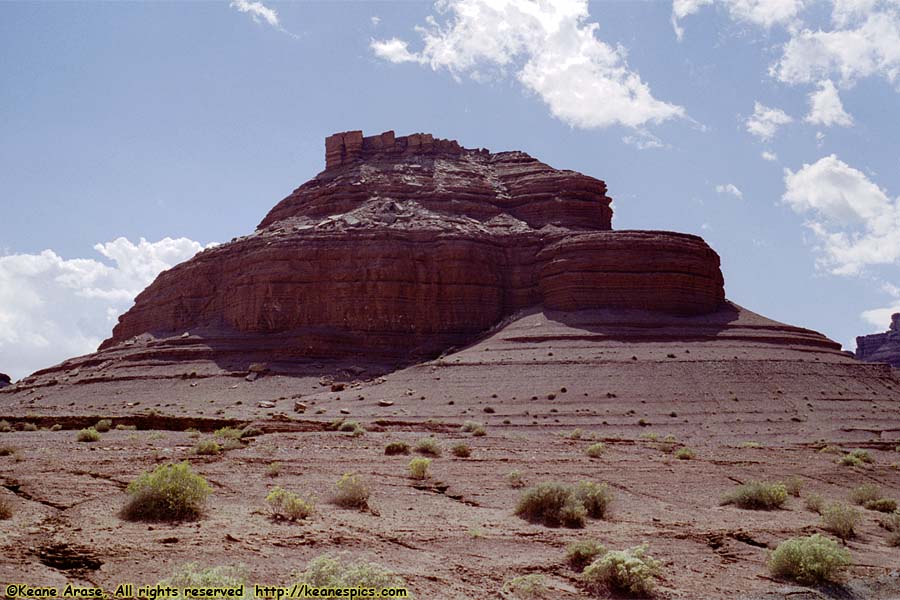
266 487 314 521
266 462 281 477
0 445 16 457
506 470 526 489
50 424 62 432
675 447 695 460
384 442 410 456
502 574 551 599
414 438 441 457
77 428 101 442
515 483 587 528
865 498 897 513
838 454 863 467
470 425 486 437
659 434 678 453
239 426 262 439
22 422 37 431
640 431 659 441
94 419 112 432
574 481 613 519
818 444 842 454
848 448 873 463
223 438 244 451
121 462 211 521
0 420 11 433
408 458 431 480
821 502 860 540
157 563 251 599
461 421 483 433
783 476 803 497
332 473 369 509
740 441 762 449
566 540 606 572
0 496 12 519
214 427 242 440
582 543 660 596
585 443 605 458
878 512 900 546
338 420 365 436
768 534 851 585
721 481 787 510
295 554 406 593
451 443 471 458
568 428 583 440
805 493 826 514
195 439 221 456
849 484 881 505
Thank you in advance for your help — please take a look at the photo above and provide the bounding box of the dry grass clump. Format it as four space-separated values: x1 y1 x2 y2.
721 481 787 510
121 462 211 522
294 554 406 593
768 534 851 585
413 438 441 457
451 443 471 458
585 443 605 458
22 422 37 431
878 512 900 546
566 540 606 572
195 439 222 456
94 419 112 433
0 420 11 433
838 448 874 467
266 487 314 521
582 544 660 596
0 496 13 520
0 445 17 457
338 420 366 436
783 476 803 497
77 428 101 442
849 484 897 512
674 447 695 460
461 421 486 436
266 462 281 478
502 574 551 599
384 441 410 456
506 470 526 489
567 428 584 440
821 502 860 540
408 458 431 480
214 427 242 440
515 481 612 528
331 473 370 509
805 493 826 514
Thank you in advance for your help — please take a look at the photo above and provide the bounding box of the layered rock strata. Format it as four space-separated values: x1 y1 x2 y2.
856 313 900 368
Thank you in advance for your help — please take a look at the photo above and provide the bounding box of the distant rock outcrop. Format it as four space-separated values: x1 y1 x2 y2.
0 373 10 389
856 313 900 367
95 130 725 367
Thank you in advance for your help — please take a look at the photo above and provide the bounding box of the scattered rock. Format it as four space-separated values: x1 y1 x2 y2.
377 400 394 407
293 401 308 413
257 401 276 408
245 372 259 382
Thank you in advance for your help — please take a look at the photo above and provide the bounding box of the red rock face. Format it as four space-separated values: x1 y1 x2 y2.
99 131 725 365
856 313 900 368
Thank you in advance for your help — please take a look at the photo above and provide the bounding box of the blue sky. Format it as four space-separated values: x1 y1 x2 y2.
2 0 900 379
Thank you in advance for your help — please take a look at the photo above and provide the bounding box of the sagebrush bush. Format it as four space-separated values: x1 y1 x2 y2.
414 438 441 456
805 493 825 514
77 428 101 442
582 544 660 596
461 421 483 433
266 487 314 521
575 481 613 519
332 473 369 509
821 502 860 540
294 554 406 593
783 476 803 497
384 442 410 456
121 462 211 521
515 483 586 528
195 439 221 456
451 443 471 458
506 470 526 489
838 454 864 467
94 419 112 433
214 427 242 440
157 563 251 599
0 420 11 433
22 422 37 431
585 443 605 458
721 481 787 510
566 540 606 572
865 498 898 512
408 458 431 480
878 512 900 547
768 534 851 585
568 428 583 440
339 420 365 436
849 483 881 505
502 574 550 599
266 462 281 477
674 447 695 460
0 496 12 519
848 448 873 463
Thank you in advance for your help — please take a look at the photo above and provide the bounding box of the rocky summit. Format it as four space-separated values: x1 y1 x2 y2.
856 313 900 368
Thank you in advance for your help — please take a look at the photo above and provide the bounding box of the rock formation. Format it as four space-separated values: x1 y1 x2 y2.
856 313 900 367
0 373 10 389
97 130 724 366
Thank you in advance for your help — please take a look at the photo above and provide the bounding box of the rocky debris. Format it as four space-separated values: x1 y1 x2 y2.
855 312 900 367
293 401 307 413
0 373 11 389
257 401 276 409
378 400 394 407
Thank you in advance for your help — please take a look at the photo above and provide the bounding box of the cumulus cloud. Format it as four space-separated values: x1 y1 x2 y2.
773 3 900 85
622 130 667 149
716 183 744 198
672 0 806 39
230 0 279 27
782 154 900 275
761 150 779 161
805 79 854 126
0 237 210 381
746 101 794 140
371 0 684 130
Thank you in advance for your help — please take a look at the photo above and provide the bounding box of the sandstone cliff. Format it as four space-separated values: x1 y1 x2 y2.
856 313 900 368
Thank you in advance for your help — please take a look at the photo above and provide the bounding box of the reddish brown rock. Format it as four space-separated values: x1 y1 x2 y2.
856 313 900 368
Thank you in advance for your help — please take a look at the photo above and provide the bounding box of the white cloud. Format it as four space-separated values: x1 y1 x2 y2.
371 0 684 130
861 304 900 329
716 183 744 198
746 101 794 140
622 130 667 149
761 150 779 161
805 80 854 126
783 154 900 275
773 5 900 85
672 0 805 39
371 16 381 27
0 237 210 381
230 0 279 27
